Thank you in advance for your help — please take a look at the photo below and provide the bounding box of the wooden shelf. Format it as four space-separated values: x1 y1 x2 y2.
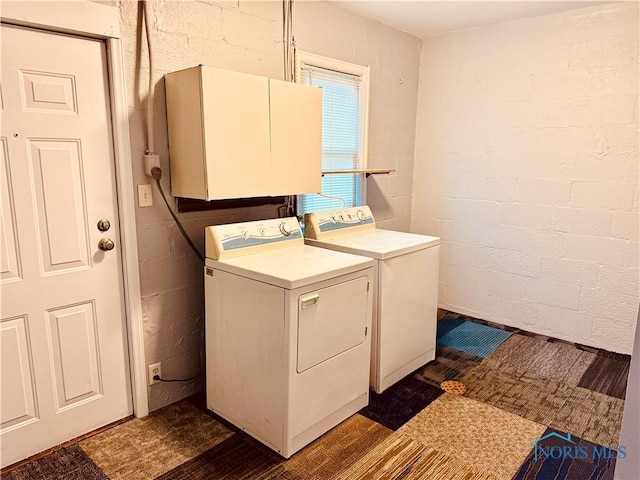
321 169 395 178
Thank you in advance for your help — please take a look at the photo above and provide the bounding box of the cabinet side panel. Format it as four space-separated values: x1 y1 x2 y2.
378 246 439 384
165 68 207 199
270 80 322 195
202 68 271 200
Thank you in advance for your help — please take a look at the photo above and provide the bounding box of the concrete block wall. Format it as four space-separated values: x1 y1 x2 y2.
411 2 639 353
104 0 420 411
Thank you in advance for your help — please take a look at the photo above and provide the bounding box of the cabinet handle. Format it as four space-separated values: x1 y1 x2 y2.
300 294 320 309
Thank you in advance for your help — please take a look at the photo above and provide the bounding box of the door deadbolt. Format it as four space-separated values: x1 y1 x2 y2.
97 219 111 232
98 238 115 251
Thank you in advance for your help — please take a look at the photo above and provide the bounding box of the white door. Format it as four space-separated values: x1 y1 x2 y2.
0 24 132 467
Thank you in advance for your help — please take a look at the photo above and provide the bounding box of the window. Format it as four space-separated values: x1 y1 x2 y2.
296 52 370 215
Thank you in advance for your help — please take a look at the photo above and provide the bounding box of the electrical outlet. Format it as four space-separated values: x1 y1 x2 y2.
148 363 162 385
138 184 153 207
143 154 160 177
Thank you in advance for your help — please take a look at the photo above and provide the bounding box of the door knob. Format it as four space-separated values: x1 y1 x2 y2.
98 238 115 251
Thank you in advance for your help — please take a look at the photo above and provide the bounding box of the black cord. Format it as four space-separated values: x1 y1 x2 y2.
151 167 205 263
153 373 200 383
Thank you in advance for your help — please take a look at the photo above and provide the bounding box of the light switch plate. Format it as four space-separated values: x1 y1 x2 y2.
138 184 153 207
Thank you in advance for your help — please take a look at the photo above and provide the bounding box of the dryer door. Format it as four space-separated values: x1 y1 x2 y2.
297 276 368 373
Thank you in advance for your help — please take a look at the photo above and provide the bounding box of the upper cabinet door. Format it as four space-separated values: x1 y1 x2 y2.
202 68 271 200
166 66 271 200
269 79 322 196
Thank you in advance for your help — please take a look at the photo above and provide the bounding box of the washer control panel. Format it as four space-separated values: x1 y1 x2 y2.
206 217 303 260
304 206 375 239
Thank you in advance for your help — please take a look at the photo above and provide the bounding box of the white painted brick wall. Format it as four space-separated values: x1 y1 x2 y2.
551 207 611 237
412 2 639 353
612 211 640 240
515 178 571 206
570 181 635 210
104 0 420 411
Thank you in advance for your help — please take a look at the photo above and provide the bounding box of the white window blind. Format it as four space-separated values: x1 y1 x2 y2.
298 63 364 214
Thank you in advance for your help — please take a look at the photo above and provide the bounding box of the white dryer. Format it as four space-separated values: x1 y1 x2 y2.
204 217 374 458
304 206 440 394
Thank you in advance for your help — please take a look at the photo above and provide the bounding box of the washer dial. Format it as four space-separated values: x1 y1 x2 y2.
279 222 291 236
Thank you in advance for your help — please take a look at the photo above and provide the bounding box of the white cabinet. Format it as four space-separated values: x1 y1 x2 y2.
165 66 322 200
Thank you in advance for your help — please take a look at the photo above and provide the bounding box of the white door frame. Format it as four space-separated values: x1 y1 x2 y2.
1 1 148 417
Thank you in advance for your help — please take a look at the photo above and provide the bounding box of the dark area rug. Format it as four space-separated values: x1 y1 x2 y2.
155 434 294 480
2 445 108 480
578 353 631 399
359 375 444 430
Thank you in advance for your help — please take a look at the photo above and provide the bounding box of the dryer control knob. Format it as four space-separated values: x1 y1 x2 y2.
279 222 291 236
357 209 366 221
241 230 249 239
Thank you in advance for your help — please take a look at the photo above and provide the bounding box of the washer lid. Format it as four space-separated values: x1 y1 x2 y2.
305 229 440 260
206 244 374 289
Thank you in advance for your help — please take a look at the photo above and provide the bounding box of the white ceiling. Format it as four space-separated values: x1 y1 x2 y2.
324 1 609 38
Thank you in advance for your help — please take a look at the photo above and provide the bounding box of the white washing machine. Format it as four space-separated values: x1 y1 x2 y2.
204 217 374 458
304 206 440 394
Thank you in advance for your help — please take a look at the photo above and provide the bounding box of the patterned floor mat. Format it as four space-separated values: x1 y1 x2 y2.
3 311 628 480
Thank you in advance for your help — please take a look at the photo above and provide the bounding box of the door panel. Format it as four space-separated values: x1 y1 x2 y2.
47 301 102 410
0 24 131 468
29 139 89 272
0 316 38 431
20 70 78 114
1 138 22 282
